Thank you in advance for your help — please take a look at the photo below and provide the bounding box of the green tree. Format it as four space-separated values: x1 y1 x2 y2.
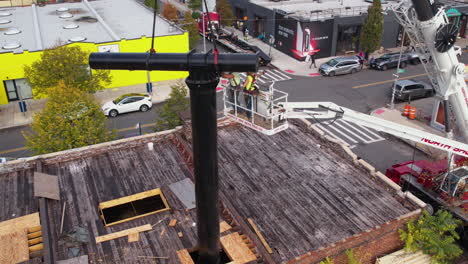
399 210 463 264
188 0 202 11
181 11 200 49
24 45 111 98
23 82 115 155
144 0 158 11
319 257 334 264
154 82 189 131
360 0 384 58
216 0 235 27
162 3 179 22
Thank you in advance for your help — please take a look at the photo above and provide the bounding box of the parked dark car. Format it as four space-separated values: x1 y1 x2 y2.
370 53 409 70
393 79 434 101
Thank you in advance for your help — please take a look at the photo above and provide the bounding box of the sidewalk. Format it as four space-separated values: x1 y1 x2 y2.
0 79 184 130
370 97 453 160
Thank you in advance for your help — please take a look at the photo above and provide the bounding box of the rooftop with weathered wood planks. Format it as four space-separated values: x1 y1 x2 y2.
0 121 417 263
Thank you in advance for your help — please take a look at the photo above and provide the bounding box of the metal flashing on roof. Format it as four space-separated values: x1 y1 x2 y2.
2 41 21 50
4 28 21 35
0 19 12 24
63 24 79 29
59 13 73 19
68 36 86 42
0 12 12 17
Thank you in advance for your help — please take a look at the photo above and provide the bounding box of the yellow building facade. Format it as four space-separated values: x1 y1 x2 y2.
0 33 189 105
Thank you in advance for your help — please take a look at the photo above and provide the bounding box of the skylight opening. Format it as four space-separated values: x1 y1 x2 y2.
2 41 21 50
0 20 12 24
63 24 79 29
99 188 170 227
68 36 86 42
4 28 21 35
59 13 73 19
0 12 12 17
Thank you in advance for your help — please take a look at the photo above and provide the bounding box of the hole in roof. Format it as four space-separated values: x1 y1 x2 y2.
63 24 79 29
75 16 98 23
56 7 69 12
59 13 73 19
68 36 86 42
2 41 21 50
0 19 12 24
0 12 12 17
4 28 21 35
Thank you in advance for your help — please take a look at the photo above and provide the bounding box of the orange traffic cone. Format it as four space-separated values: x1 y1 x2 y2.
408 106 416 120
403 104 410 116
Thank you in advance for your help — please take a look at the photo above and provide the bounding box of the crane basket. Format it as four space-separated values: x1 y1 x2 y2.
223 80 289 135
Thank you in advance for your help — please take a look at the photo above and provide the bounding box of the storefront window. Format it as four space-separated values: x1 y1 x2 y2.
336 25 361 55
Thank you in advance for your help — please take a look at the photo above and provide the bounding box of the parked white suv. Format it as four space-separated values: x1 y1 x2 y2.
102 93 152 117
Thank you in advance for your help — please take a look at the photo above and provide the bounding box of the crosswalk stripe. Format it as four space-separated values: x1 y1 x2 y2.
336 120 376 143
354 123 384 140
316 123 349 145
332 120 367 143
264 71 283 81
271 69 291 79
322 122 359 144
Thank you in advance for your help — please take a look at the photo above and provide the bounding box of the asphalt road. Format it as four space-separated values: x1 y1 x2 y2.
1 52 467 174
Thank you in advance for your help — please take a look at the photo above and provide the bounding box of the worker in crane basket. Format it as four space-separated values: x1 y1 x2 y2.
243 72 260 118
222 72 241 111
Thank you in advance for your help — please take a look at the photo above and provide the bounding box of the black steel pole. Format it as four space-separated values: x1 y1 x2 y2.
89 51 259 264
186 69 220 264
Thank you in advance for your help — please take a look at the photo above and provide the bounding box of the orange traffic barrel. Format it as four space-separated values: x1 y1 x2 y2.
408 106 416 120
402 104 410 116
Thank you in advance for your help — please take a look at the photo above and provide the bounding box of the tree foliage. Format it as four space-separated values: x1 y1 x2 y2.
144 0 158 11
345 249 362 264
360 0 384 56
216 0 234 27
399 210 463 264
23 82 115 155
181 11 200 49
319 257 334 264
162 3 179 22
188 0 202 11
24 45 111 98
154 82 189 131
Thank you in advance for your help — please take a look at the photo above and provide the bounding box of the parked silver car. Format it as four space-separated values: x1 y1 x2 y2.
393 79 434 101
319 56 362 77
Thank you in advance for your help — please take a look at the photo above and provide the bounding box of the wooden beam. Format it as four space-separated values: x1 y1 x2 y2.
29 243 44 253
127 233 140 243
247 218 273 254
27 231 42 240
95 224 152 243
220 221 232 233
36 159 55 264
220 232 257 264
176 249 194 264
28 237 43 246
168 219 177 227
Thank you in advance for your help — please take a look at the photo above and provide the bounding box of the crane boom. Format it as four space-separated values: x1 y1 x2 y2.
281 102 468 158
392 0 468 142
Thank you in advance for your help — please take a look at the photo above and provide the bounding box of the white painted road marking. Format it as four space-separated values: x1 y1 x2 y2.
316 119 385 147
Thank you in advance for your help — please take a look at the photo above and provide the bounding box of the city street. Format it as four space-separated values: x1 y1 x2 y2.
1 52 467 174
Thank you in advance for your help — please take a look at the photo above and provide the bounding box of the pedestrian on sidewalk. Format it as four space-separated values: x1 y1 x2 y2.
243 28 249 41
309 53 316 69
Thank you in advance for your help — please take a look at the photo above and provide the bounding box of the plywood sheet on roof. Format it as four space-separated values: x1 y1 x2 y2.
0 229 29 264
220 232 257 264
0 213 40 236
176 249 194 264
168 178 196 209
34 172 60 200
